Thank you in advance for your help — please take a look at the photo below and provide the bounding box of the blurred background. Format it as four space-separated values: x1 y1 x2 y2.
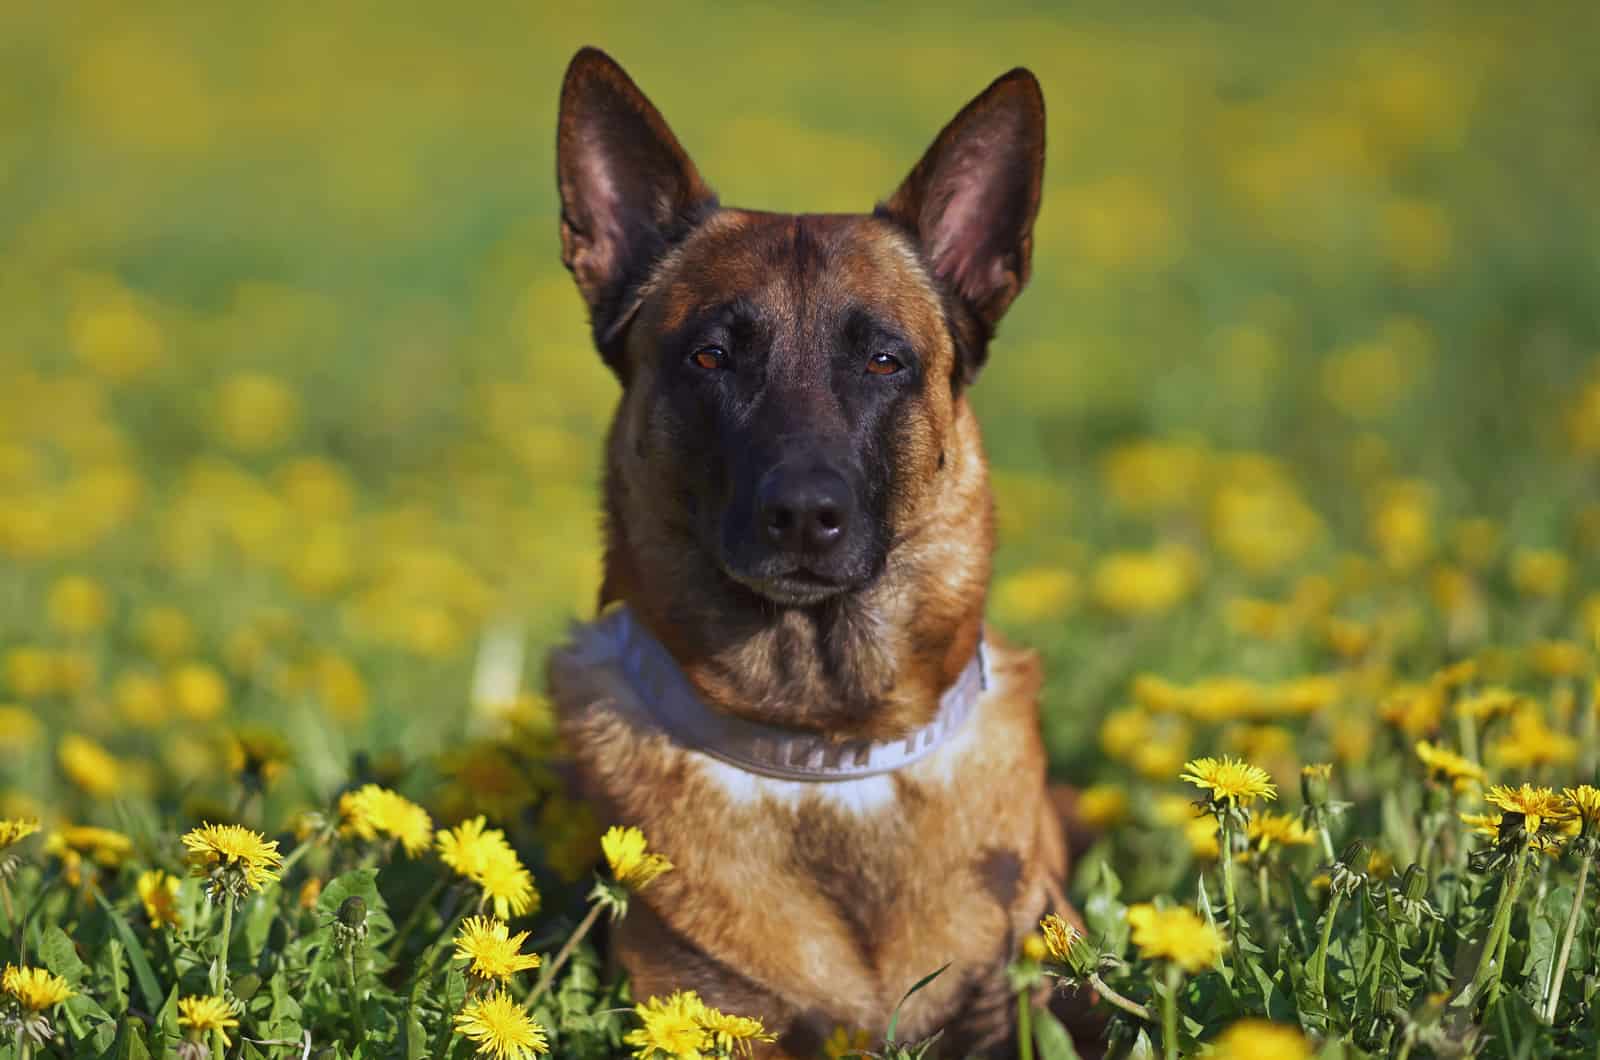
3 2 1598 850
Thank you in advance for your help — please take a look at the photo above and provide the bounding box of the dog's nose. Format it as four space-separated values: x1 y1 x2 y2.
757 468 851 555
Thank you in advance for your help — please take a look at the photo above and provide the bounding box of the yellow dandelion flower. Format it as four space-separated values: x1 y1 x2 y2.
1126 903 1223 973
1073 784 1130 829
57 734 123 799
1565 785 1600 829
177 995 239 1045
0 818 40 851
1510 548 1568 598
453 916 541 982
1529 640 1589 679
2 964 74 1011
1209 1019 1313 1060
1022 933 1049 962
1459 812 1502 840
169 662 229 721
1179 756 1277 807
626 991 711 1059
1246 812 1315 854
602 826 673 892
699 1005 775 1056
1455 687 1525 722
47 575 110 635
1484 784 1573 837
1413 741 1487 791
135 605 196 661
1185 815 1222 860
338 784 434 857
437 817 540 918
1039 913 1080 965
47 825 134 866
226 726 291 788
0 706 42 749
454 992 550 1059
1379 684 1444 737
1091 545 1200 617
136 869 182 931
1490 708 1578 769
181 823 283 894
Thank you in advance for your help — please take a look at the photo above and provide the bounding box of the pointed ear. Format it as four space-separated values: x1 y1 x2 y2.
557 48 717 377
879 69 1044 385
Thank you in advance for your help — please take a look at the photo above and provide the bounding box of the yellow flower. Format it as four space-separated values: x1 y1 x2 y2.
992 566 1078 624
215 373 302 453
1459 812 1502 840
602 826 674 891
1484 784 1573 843
1565 785 1600 829
1091 546 1200 617
181 823 283 894
0 706 42 749
823 1027 874 1059
1126 903 1223 973
1246 812 1314 854
2 964 74 1011
47 825 133 866
454 992 550 1058
1186 815 1222 860
1208 1019 1313 1060
453 916 542 982
1180 756 1277 807
226 726 291 788
338 784 434 857
1413 741 1487 791
1379 684 1444 738
1510 548 1569 598
1490 708 1578 770
1022 933 1049 962
699 1006 775 1056
169 662 229 721
0 818 40 851
135 605 196 661
1039 913 1080 965
626 991 711 1059
437 817 539 918
57 734 124 799
177 995 239 1044
1529 640 1589 679
137 870 182 931
47 575 111 635
1073 784 1130 829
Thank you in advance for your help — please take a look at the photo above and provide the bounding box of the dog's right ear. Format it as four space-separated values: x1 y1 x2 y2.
557 48 717 378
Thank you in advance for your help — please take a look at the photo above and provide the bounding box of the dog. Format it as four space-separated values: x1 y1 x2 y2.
548 47 1076 1057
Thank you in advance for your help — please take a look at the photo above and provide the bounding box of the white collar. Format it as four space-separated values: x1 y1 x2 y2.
561 605 989 782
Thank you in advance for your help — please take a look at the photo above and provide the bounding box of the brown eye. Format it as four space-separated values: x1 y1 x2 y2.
691 345 728 370
867 352 904 376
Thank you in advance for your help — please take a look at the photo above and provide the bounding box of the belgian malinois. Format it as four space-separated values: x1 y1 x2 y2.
549 47 1076 1057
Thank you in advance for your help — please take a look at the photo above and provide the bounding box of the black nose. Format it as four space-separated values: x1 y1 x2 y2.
757 467 852 555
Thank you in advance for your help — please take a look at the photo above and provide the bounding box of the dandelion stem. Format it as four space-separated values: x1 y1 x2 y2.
1160 963 1180 1060
1457 708 1479 766
1308 891 1344 998
344 945 368 1044
1087 972 1154 1022
1256 861 1274 949
1017 988 1034 1060
1542 854 1589 1023
524 900 603 1012
211 896 234 995
1217 816 1243 971
1315 815 1335 864
1454 851 1525 1010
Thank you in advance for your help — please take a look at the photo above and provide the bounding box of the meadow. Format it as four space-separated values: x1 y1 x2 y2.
3 1 1600 1056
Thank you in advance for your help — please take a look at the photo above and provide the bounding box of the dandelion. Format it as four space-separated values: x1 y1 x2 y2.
823 1027 873 1059
453 916 541 983
1039 913 1079 965
1126 903 1223 974
1245 812 1314 854
169 661 229 721
1073 784 1130 828
625 991 711 1059
602 825 673 891
338 784 434 857
1180 756 1277 808
1208 1019 1312 1060
1490 707 1578 769
2 964 74 1048
136 869 182 930
700 1006 775 1056
454 992 550 1059
0 818 39 851
181 822 283 897
57 734 123 799
1566 785 1600 831
177 995 239 1045
227 726 291 789
437 816 540 918
46 575 110 635
1483 784 1574 850
1413 740 1486 791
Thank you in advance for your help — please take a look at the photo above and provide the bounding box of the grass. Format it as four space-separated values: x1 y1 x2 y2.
3 1 1600 1056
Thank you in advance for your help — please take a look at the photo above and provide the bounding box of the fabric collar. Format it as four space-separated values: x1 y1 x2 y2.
572 605 990 782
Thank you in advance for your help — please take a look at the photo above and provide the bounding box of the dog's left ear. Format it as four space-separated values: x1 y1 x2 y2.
557 47 718 378
880 69 1045 386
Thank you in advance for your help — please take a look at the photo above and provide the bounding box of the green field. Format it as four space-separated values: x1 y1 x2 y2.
4 3 1600 1057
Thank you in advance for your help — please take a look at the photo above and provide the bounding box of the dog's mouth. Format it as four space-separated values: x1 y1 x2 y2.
720 562 861 607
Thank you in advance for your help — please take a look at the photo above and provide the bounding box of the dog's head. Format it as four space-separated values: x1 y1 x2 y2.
556 48 1042 725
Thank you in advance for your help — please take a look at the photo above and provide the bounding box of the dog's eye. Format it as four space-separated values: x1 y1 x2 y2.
866 352 905 376
690 345 729 371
